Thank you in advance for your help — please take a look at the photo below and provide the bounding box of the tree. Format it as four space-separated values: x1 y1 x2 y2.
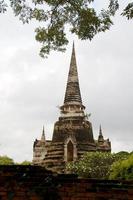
20 160 32 165
114 151 130 160
66 152 116 179
0 1 132 57
0 155 14 165
109 154 133 180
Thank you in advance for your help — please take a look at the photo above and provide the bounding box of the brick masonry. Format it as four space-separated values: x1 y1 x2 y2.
0 165 132 200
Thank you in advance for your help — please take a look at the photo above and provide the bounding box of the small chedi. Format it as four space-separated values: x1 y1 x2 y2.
33 44 111 173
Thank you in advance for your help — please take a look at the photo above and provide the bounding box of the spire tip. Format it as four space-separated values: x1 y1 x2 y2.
99 125 102 136
41 125 45 141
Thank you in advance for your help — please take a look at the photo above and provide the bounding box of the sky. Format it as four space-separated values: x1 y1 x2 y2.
0 1 133 162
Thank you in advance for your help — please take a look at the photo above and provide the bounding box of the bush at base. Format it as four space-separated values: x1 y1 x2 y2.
109 154 133 180
66 152 116 179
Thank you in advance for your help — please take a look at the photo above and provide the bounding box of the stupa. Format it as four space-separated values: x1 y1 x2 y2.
33 44 111 172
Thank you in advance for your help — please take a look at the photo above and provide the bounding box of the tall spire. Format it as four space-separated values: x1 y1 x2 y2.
64 42 82 104
98 125 104 142
60 43 85 119
99 125 102 136
41 126 45 142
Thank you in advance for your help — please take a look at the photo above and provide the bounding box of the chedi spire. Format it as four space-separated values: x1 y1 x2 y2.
33 44 111 172
98 125 104 143
41 126 45 142
60 43 85 119
64 42 82 104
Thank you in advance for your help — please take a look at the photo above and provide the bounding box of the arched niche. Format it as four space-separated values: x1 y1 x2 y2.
64 136 77 162
67 140 74 162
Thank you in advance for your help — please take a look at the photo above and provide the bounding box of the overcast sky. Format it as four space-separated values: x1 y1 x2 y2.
0 1 133 162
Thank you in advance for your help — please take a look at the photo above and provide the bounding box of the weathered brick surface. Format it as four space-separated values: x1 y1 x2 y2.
0 166 132 200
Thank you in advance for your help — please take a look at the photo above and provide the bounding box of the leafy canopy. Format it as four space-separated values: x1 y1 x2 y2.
66 151 132 179
0 155 31 165
0 1 132 57
20 160 32 165
109 154 133 180
66 152 117 179
0 155 14 165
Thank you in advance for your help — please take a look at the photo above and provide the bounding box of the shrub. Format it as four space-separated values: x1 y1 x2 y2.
109 154 133 180
66 152 116 179
0 155 14 165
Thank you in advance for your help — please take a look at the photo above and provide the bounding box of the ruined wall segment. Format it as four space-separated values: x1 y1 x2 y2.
0 166 132 200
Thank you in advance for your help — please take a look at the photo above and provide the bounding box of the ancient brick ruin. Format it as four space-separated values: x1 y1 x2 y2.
0 165 133 200
33 43 111 172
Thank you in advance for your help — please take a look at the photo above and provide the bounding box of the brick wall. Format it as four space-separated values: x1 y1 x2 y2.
58 176 133 200
0 166 132 200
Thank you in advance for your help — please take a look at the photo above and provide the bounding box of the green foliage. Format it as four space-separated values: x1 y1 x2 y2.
20 160 31 165
109 154 133 180
122 3 133 19
66 152 116 179
0 0 119 57
0 1 132 57
0 0 7 13
0 155 31 165
0 155 14 165
114 151 130 160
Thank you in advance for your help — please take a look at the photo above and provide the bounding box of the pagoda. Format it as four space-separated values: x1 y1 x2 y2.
33 44 111 172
